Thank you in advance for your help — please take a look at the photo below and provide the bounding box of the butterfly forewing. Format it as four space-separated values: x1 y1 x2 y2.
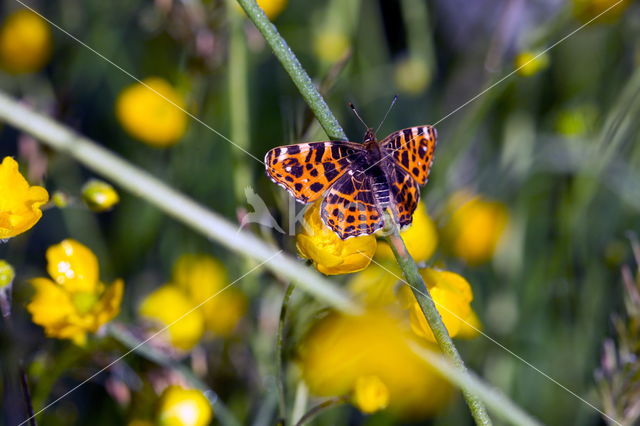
264 141 365 204
380 126 437 185
320 171 384 239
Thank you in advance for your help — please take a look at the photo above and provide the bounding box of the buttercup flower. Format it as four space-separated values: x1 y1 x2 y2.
394 56 431 95
353 375 390 414
0 9 52 74
0 156 49 239
399 268 480 342
555 104 597 137
298 308 453 418
296 201 377 275
139 285 205 351
347 262 402 307
514 51 549 77
441 190 509 265
157 386 213 426
139 254 245 351
0 259 14 289
313 30 350 63
235 0 288 20
572 0 630 23
116 77 187 147
27 239 123 345
172 254 246 337
81 179 120 212
376 203 438 263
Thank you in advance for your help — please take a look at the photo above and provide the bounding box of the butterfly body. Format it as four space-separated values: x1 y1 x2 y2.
265 125 437 239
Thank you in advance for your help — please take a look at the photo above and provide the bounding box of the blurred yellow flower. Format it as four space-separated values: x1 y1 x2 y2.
157 386 213 426
235 0 288 20
0 156 49 239
441 190 509 265
400 268 480 342
298 308 453 418
393 56 431 95
296 202 377 275
116 77 187 147
172 254 246 337
514 51 549 77
81 179 120 212
139 285 205 351
347 262 402 307
313 30 350 63
139 254 245 351
0 9 52 74
555 104 597 137
0 259 15 289
376 203 438 263
27 239 123 345
353 375 389 414
572 0 630 23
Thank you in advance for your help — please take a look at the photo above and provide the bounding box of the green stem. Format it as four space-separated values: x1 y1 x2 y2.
0 91 358 314
294 397 346 426
383 212 492 425
275 284 295 424
410 344 542 426
228 3 252 201
107 322 241 426
235 0 348 141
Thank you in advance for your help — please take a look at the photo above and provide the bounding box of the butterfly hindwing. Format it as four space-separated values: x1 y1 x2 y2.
380 125 437 185
320 171 384 239
387 163 420 228
264 142 365 204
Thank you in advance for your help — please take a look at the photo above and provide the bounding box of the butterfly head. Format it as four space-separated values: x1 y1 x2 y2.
363 128 377 145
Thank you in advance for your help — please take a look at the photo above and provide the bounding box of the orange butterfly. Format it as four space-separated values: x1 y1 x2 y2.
265 125 437 239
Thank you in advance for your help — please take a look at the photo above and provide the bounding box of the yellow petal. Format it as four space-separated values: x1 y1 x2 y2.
46 239 99 293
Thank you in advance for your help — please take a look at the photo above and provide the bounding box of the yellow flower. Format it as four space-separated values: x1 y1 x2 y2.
0 156 49 239
441 190 509 265
27 239 123 345
296 201 377 275
115 77 187 147
376 203 438 263
347 262 402 307
81 179 120 212
0 259 15 289
172 254 246 337
157 386 213 426
235 0 288 20
400 268 480 341
298 308 453 418
393 56 431 95
353 375 389 414
555 104 597 137
572 0 630 23
0 9 52 74
139 285 205 351
313 30 350 63
514 51 549 77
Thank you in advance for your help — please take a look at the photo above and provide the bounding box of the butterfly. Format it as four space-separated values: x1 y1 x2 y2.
264 125 437 239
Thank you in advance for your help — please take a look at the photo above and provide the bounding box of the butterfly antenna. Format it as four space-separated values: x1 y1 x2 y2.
349 102 369 130
375 95 398 134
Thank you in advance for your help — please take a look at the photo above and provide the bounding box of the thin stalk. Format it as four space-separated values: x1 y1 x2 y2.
0 91 358 314
19 363 36 426
294 397 346 426
383 212 492 425
410 344 542 426
235 0 347 141
107 323 241 426
275 284 295 424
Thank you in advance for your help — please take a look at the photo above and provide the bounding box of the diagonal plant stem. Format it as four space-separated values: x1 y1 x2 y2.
237 0 492 422
0 91 358 315
235 0 347 142
383 212 492 424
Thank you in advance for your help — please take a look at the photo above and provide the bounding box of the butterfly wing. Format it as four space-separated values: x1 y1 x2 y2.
379 125 437 185
265 142 365 204
320 171 384 239
387 163 420 228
